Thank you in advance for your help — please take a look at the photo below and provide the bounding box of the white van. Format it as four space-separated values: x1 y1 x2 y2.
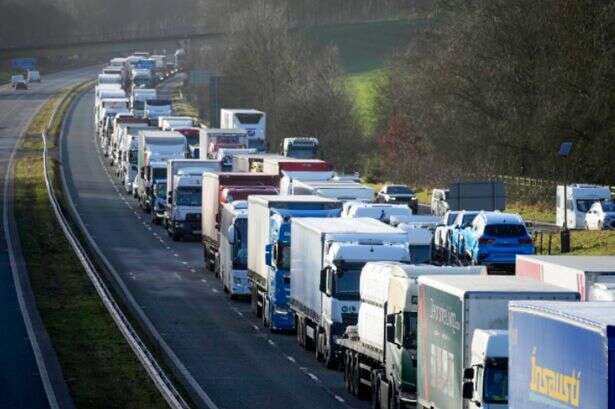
556 184 612 229
27 70 41 82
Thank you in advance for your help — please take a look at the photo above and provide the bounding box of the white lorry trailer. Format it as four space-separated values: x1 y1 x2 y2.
341 202 413 223
164 159 221 238
416 275 579 409
283 137 319 159
131 88 157 117
292 180 375 202
516 255 615 301
337 263 485 407
290 218 411 366
118 125 156 192
220 109 266 151
199 128 248 160
135 131 186 212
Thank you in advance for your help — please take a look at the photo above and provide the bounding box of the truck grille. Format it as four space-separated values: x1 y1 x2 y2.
341 313 358 326
185 213 201 221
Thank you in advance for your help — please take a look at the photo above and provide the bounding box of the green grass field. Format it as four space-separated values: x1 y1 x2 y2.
305 19 419 136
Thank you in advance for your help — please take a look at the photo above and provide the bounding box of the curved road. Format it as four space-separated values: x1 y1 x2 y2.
0 67 98 409
61 82 369 408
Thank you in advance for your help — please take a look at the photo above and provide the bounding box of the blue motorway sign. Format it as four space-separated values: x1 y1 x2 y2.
12 58 36 71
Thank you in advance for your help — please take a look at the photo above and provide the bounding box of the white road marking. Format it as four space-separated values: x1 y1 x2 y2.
307 373 319 382
211 288 219 294
267 339 275 347
252 324 260 331
286 355 296 363
334 395 345 403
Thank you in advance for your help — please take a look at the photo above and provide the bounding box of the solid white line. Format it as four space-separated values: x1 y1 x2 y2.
307 373 319 382
252 324 260 331
334 395 345 403
267 339 275 347
286 356 296 363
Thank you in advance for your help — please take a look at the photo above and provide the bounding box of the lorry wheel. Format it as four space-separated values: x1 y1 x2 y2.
388 386 398 409
304 323 315 351
315 330 324 362
296 317 304 347
356 356 369 399
343 352 351 391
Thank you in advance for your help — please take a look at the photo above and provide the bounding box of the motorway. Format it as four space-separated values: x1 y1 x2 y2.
0 67 98 409
61 81 370 408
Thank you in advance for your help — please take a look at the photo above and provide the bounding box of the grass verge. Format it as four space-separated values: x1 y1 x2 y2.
13 84 169 408
172 87 199 119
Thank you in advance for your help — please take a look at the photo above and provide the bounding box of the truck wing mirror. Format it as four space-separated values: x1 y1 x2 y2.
463 367 474 380
385 322 395 343
265 244 273 267
226 225 235 244
319 268 327 293
462 381 474 400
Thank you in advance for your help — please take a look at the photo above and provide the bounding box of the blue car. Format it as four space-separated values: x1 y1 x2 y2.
447 211 480 261
461 212 534 266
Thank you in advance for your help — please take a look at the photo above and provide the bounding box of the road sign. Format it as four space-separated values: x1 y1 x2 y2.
12 58 36 71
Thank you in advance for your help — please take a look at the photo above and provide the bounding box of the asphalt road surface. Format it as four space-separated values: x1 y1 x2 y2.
0 67 98 409
62 81 370 408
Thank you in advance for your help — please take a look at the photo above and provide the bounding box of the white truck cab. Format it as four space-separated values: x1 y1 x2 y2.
220 109 266 151
556 184 611 229
219 201 250 297
463 329 509 409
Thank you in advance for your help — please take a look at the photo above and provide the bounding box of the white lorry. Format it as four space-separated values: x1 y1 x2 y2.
556 184 612 229
291 179 375 202
341 202 413 223
232 153 284 173
26 70 41 83
336 263 485 406
516 255 615 301
216 148 257 171
262 157 334 194
131 88 157 117
158 116 194 130
290 218 411 366
135 131 187 212
118 125 156 192
144 100 172 123
199 128 248 160
220 109 266 151
416 275 579 409
219 200 249 298
98 73 122 86
164 159 221 238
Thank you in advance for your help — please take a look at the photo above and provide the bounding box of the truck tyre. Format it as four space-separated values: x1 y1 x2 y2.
323 332 337 369
315 329 324 362
356 356 369 399
151 214 160 225
304 322 315 351
296 317 304 347
344 352 351 391
388 385 398 409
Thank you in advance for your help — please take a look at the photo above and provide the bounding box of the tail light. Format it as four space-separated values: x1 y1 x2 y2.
479 237 495 244
518 237 533 244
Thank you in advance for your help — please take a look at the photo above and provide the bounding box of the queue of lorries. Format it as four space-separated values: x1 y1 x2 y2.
91 53 615 409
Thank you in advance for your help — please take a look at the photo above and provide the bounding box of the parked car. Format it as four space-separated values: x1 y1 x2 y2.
430 188 449 217
447 210 480 260
461 212 534 267
584 201 615 230
376 184 418 213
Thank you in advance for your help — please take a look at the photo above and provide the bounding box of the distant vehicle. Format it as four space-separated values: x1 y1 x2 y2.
292 180 374 202
430 188 449 217
556 184 611 229
98 73 122 86
447 210 481 259
144 99 172 122
433 210 461 258
26 70 41 83
584 201 615 230
282 137 319 159
11 74 26 88
220 109 266 151
232 153 284 173
341 201 412 224
376 184 418 214
14 80 28 90
461 212 534 267
130 88 157 117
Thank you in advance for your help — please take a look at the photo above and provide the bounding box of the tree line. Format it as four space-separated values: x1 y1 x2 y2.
372 0 615 189
0 0 413 49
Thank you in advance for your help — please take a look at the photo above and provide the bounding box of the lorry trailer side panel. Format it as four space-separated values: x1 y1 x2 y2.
509 303 614 409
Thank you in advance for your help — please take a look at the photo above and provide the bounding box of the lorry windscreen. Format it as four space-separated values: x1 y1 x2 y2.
233 219 248 270
129 150 138 164
403 312 417 349
334 268 361 300
276 243 291 270
154 183 166 198
133 100 145 110
176 187 201 206
289 146 317 159
152 168 166 180
483 358 508 404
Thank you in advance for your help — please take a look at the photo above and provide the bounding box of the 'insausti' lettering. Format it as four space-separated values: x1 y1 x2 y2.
529 347 581 408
